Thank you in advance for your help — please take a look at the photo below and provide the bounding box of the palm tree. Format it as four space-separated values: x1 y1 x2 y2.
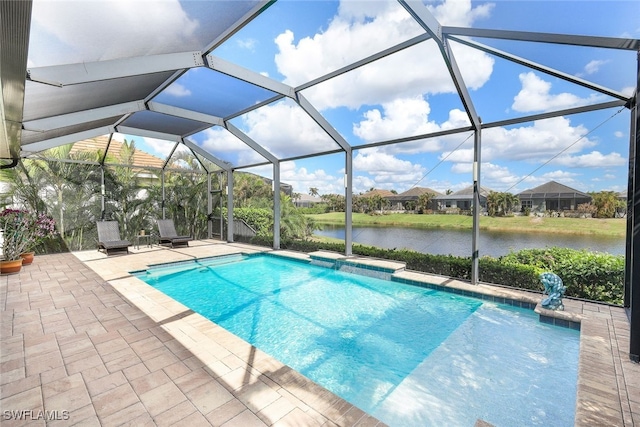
487 191 501 217
160 152 212 239
233 172 271 208
278 194 311 239
103 139 155 238
27 145 101 247
309 187 319 197
487 191 519 216
417 192 436 213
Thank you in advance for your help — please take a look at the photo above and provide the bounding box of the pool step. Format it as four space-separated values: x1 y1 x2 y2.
308 250 406 280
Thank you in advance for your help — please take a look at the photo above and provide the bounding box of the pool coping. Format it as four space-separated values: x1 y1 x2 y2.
91 243 640 426
4 240 634 426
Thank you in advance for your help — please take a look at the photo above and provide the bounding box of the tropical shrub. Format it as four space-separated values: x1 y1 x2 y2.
500 247 624 304
232 208 273 237
255 240 623 305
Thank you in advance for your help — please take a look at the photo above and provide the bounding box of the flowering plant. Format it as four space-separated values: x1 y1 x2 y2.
0 208 57 261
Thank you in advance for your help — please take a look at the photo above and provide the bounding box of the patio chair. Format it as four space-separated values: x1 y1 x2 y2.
96 221 131 255
156 219 192 248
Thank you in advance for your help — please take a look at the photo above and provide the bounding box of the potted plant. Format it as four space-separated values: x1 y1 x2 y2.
21 212 56 265
0 208 56 272
0 208 32 273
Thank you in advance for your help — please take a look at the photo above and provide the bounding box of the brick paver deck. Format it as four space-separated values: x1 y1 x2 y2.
1 240 639 426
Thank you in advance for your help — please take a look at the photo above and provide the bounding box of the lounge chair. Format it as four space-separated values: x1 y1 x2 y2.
96 221 131 255
156 219 192 248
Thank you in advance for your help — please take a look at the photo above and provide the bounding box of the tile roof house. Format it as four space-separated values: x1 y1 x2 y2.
388 187 443 210
435 185 492 211
517 180 591 212
293 193 322 208
360 189 396 198
69 136 165 169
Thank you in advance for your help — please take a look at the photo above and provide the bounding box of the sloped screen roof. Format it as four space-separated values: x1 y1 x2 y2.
1 0 638 179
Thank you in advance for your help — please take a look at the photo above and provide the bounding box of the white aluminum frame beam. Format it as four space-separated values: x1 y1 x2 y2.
1 0 32 161
205 54 296 98
183 138 230 171
202 0 276 55
399 0 481 129
21 126 115 155
115 126 182 143
471 128 482 285
296 33 433 92
27 51 205 87
443 26 640 51
296 93 351 151
225 122 278 163
345 150 353 256
449 36 630 101
227 169 234 242
148 102 225 127
483 100 627 129
23 101 146 132
273 160 281 249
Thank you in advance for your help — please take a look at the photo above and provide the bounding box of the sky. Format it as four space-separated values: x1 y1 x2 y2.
28 0 639 197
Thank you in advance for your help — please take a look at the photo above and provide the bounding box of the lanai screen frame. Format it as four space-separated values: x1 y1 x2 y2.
1 0 639 361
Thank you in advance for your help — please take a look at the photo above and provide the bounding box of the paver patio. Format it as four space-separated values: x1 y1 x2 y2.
1 240 638 426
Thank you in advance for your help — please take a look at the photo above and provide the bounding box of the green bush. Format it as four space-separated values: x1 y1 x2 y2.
500 247 624 304
479 257 541 291
296 204 329 214
265 240 623 305
232 208 272 237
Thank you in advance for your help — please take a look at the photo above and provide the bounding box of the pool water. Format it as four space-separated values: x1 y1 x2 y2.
136 254 579 427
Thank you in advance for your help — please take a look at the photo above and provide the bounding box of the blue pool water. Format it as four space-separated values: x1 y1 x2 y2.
136 254 579 427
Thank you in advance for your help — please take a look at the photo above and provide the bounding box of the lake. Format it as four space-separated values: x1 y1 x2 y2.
315 225 625 257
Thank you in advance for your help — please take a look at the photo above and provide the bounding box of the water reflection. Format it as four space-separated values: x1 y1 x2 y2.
315 225 625 257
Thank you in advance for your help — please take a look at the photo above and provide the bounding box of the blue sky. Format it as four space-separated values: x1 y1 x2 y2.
30 0 639 197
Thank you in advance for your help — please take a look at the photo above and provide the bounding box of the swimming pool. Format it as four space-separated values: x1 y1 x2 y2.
135 253 579 426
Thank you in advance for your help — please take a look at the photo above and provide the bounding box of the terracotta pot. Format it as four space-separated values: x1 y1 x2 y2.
1 259 23 275
20 252 35 265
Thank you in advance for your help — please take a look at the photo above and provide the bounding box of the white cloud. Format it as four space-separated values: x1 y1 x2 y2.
353 148 427 191
140 137 177 158
353 175 378 194
510 170 583 193
442 116 595 164
352 97 471 154
512 72 605 113
29 0 200 66
614 131 624 138
427 0 494 26
200 127 265 166
280 162 343 195
237 38 258 51
274 2 423 86
112 133 176 159
164 83 191 98
582 59 609 75
553 151 626 168
241 100 339 158
435 116 626 190
276 0 494 109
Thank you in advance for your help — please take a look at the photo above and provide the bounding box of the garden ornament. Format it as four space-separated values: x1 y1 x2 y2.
540 272 566 311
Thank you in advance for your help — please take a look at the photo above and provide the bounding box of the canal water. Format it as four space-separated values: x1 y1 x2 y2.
315 225 625 257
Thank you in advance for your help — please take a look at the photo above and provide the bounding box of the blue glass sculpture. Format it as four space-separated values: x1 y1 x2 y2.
540 272 566 311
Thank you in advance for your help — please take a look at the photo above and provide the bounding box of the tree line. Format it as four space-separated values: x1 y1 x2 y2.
0 140 313 252
301 189 625 218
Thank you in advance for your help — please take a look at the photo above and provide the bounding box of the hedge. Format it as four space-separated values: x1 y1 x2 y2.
249 237 623 305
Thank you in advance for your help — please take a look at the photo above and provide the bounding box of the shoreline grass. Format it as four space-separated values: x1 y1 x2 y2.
306 212 626 238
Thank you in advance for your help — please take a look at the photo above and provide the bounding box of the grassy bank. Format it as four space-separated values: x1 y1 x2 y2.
306 212 626 237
